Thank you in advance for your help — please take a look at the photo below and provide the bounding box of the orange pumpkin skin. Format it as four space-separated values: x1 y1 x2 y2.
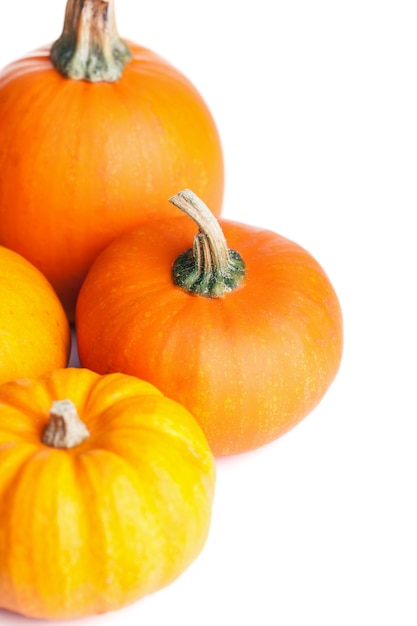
0 367 215 620
0 43 223 320
0 246 70 385
76 215 343 456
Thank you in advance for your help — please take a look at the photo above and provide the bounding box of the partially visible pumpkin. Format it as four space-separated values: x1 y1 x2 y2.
0 246 70 385
0 367 215 620
76 190 343 456
0 0 224 320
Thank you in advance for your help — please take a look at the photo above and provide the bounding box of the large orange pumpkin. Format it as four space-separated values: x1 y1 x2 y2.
0 0 224 320
76 190 343 456
0 367 215 620
0 246 70 385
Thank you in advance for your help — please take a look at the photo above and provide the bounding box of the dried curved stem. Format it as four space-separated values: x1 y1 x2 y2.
169 189 245 298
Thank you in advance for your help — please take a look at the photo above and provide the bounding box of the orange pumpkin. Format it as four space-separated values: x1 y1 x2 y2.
0 246 70 385
0 367 215 620
76 190 343 456
0 0 224 320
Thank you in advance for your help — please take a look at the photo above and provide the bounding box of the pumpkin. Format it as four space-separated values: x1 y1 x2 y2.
76 189 343 456
0 246 70 385
0 0 224 320
0 367 215 620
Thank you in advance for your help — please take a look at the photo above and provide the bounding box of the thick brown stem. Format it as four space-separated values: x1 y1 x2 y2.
50 0 132 82
169 189 245 298
42 399 90 449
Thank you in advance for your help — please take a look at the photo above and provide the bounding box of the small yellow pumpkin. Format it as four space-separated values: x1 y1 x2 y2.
0 367 215 620
0 246 70 385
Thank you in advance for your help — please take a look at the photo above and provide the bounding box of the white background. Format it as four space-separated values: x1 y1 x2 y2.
1 1 416 624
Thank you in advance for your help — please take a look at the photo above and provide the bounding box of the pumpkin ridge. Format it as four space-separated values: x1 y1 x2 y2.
0 402 45 440
0 446 63 611
74 440 215 566
79 372 162 431
72 448 181 607
91 418 212 469
79 390 214 469
0 442 43 503
78 396 159 435
6 449 94 618
71 450 138 611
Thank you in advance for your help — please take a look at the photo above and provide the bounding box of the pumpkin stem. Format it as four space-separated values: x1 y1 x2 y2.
41 399 90 449
50 0 132 82
169 189 245 298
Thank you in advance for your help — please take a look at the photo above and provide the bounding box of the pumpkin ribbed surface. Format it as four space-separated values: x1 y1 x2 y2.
0 41 223 319
0 367 215 620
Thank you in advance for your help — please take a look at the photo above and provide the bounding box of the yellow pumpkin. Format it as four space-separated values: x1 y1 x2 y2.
0 367 215 620
0 246 70 385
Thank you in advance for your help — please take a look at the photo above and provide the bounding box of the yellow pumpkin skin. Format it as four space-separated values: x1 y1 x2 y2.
0 368 215 620
0 246 70 385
